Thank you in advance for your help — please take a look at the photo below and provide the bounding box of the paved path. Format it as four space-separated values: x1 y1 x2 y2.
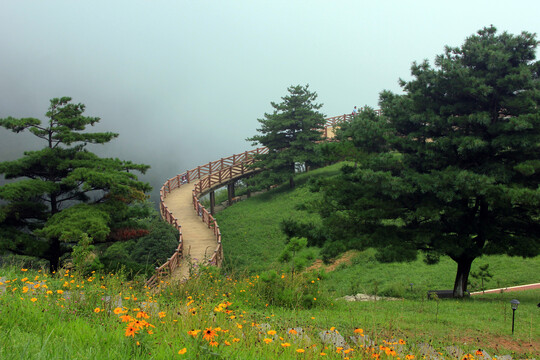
470 282 540 295
162 181 217 281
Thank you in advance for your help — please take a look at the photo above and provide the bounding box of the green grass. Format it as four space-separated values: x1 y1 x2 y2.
1 265 538 359
216 163 342 273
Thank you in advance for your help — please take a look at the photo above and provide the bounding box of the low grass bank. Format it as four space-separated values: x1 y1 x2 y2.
0 265 537 359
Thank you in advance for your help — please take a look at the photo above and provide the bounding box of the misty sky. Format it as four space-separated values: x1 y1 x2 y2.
1 1 540 204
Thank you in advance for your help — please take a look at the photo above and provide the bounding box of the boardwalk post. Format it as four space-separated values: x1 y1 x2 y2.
210 191 215 215
227 182 235 205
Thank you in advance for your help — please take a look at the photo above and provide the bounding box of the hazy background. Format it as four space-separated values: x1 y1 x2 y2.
1 0 539 205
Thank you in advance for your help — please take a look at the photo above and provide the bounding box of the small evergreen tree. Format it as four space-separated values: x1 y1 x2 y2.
247 85 325 189
0 97 151 271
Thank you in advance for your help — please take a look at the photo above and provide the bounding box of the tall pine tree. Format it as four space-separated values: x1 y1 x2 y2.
316 26 540 297
0 97 151 270
247 85 325 188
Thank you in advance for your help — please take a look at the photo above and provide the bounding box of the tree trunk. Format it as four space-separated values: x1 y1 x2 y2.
48 237 61 273
453 257 474 298
289 175 295 189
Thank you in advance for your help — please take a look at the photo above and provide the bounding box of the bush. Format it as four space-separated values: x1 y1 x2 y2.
100 216 178 277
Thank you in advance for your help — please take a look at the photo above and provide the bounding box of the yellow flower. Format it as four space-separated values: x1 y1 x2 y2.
158 311 166 318
281 343 291 347
57 290 64 294
320 352 327 356
263 338 273 344
224 341 231 346
232 338 240 343
94 308 101 313
30 297 37 302
21 268 28 272
267 330 276 336
178 348 187 355
405 355 415 360
114 307 125 315
296 349 305 353
188 330 201 337
21 277 28 282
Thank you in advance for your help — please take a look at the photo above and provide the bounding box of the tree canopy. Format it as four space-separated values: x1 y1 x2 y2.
247 85 325 188
312 26 540 297
0 97 151 270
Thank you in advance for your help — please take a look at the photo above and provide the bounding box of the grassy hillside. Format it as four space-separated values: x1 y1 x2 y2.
216 163 540 299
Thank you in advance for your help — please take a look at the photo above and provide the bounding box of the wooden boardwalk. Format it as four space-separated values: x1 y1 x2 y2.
162 181 217 281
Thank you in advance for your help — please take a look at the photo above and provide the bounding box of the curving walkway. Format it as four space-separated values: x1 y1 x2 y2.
148 111 382 286
162 181 217 281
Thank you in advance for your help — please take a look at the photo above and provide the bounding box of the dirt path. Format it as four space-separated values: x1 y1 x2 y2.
470 282 540 295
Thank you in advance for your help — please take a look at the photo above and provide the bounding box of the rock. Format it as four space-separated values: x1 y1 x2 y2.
417 342 444 360
446 345 464 359
319 329 346 348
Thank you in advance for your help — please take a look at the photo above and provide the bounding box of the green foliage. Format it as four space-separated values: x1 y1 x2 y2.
314 26 540 297
247 84 326 189
470 263 494 291
278 237 308 275
70 233 104 274
0 97 151 270
100 216 178 277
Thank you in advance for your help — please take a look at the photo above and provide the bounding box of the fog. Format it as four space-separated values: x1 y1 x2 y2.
1 1 539 205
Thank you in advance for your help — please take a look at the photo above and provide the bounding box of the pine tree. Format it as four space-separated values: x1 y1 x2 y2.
0 97 151 270
316 26 540 297
247 85 325 188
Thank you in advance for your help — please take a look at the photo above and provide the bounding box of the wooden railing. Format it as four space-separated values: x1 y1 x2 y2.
148 109 380 286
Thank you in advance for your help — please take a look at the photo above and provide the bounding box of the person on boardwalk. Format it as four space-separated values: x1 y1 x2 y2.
352 106 358 116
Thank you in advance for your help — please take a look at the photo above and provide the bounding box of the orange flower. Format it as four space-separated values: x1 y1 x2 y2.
320 352 327 356
114 307 125 315
121 314 132 323
136 311 149 319
354 328 364 334
203 327 217 341
281 343 291 347
289 329 298 335
232 338 240 343
94 308 101 313
476 350 484 357
224 341 231 346
30 298 37 302
405 355 415 360
188 330 201 337
125 325 137 337
263 338 273 344
296 349 305 353
399 339 406 345
158 312 166 318
267 330 277 336
178 348 187 355
209 340 219 347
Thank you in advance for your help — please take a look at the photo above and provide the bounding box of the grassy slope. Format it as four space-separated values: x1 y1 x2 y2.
217 162 540 298
216 163 343 273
